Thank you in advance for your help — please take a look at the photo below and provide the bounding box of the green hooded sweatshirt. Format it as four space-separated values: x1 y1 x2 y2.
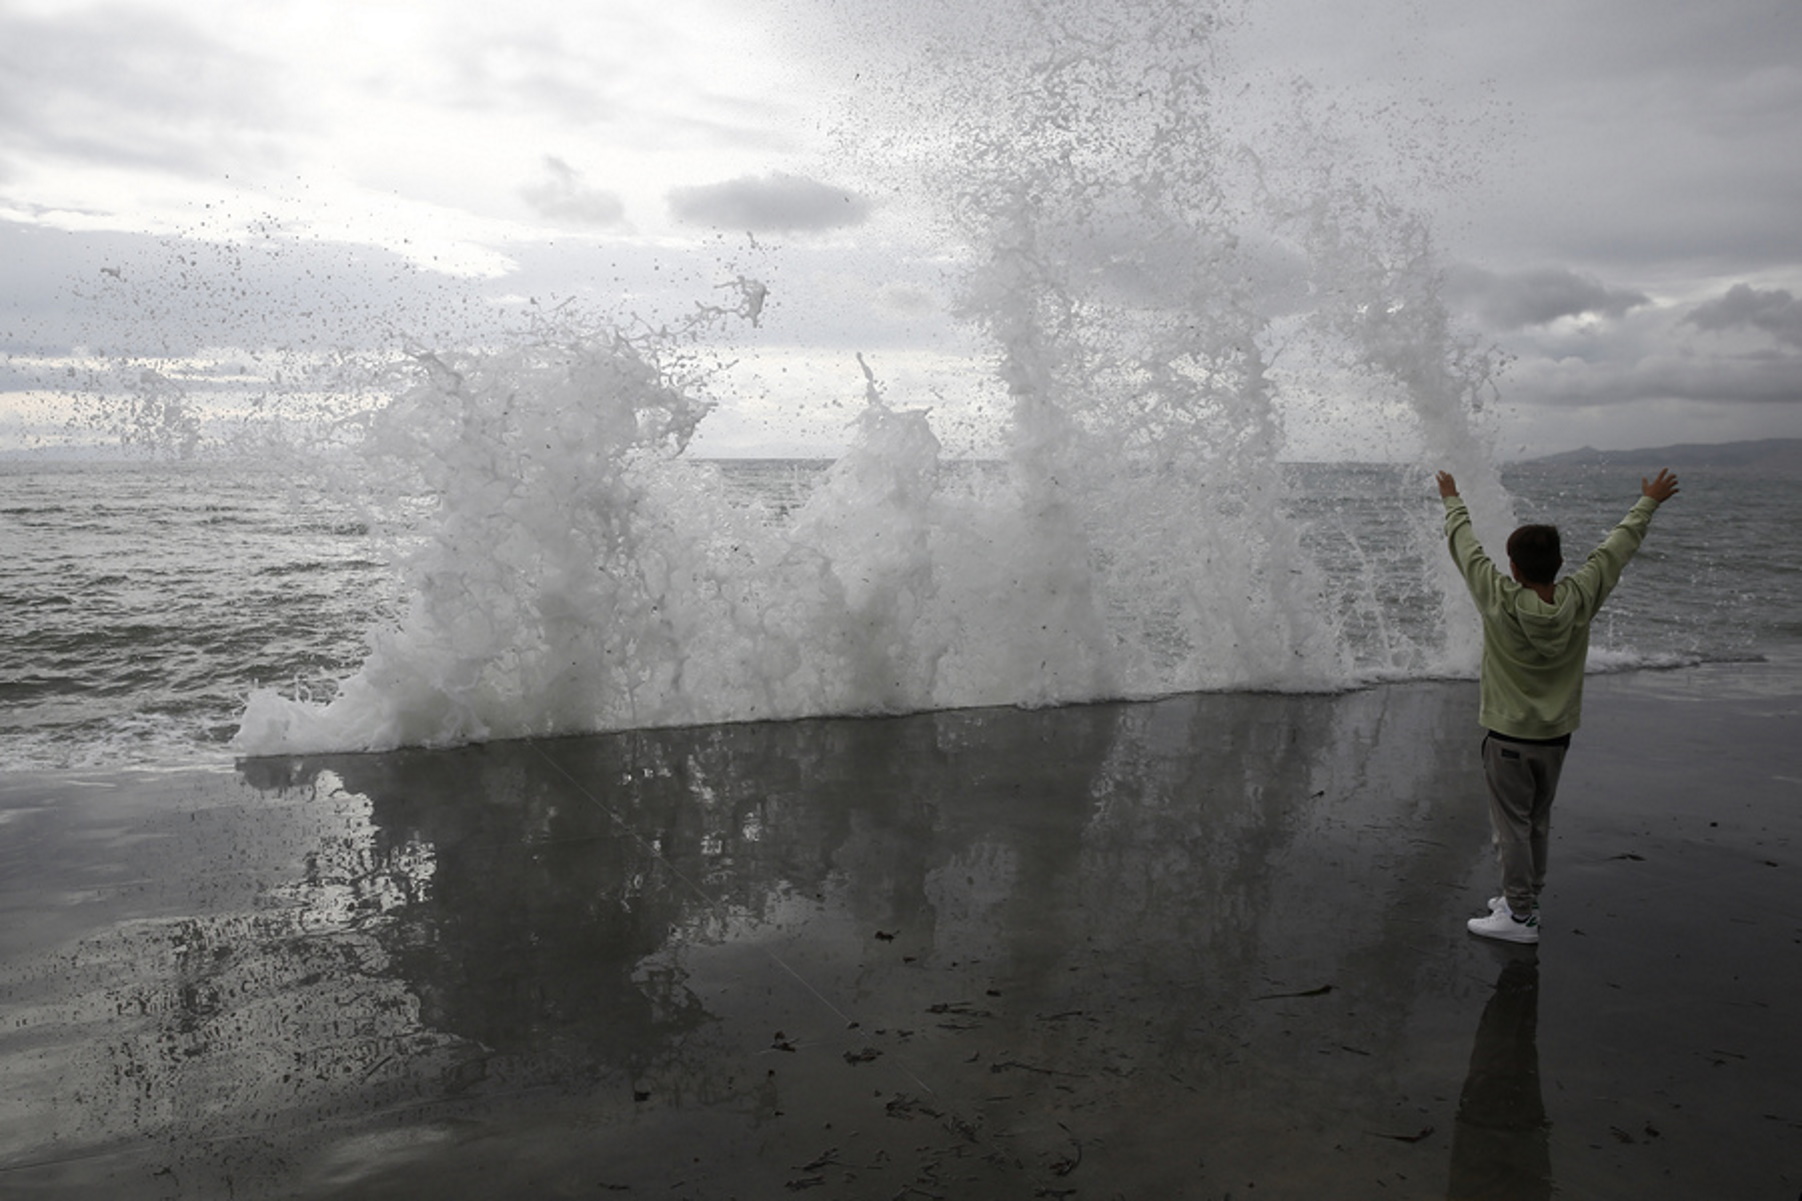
1443 493 1662 740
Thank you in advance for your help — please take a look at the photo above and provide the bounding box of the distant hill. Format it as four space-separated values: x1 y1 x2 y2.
1522 438 1802 473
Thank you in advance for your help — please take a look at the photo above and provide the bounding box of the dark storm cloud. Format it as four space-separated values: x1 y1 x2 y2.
1685 284 1802 349
0 6 283 178
520 157 626 227
1445 265 1649 331
667 173 872 233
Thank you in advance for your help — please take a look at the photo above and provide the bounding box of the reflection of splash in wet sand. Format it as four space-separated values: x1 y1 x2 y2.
0 776 449 1184
258 683 1488 1194
3 681 1493 1195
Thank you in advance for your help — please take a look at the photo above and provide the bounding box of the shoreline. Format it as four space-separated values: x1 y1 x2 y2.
2 666 1797 1199
15 641 1793 777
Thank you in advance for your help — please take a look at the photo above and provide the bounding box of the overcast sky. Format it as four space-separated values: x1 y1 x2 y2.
3 0 1799 459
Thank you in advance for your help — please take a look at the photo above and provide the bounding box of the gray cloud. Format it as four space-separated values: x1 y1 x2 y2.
667 172 872 233
1482 277 1802 421
1685 283 1802 348
0 6 284 178
1503 311 1802 410
520 157 626 227
1445 265 1650 331
1254 2 1802 290
438 26 623 123
0 218 488 361
1515 353 1802 409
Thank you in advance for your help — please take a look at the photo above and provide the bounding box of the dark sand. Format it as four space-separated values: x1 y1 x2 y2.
1 666 1797 1200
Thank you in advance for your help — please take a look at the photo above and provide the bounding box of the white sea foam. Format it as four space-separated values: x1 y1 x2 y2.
1585 647 1703 675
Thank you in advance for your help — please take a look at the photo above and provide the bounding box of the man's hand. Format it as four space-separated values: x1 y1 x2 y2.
1435 471 1459 498
1642 468 1680 503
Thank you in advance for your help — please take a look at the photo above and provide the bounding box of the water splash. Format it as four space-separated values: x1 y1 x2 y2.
232 0 1502 754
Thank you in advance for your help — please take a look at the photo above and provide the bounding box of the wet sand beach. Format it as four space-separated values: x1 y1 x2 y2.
1 667 1797 1200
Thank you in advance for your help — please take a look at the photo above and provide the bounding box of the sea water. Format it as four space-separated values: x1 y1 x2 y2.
3 456 1794 771
7 0 1796 769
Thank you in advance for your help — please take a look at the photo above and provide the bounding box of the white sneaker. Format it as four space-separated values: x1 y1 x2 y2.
1487 896 1539 916
1468 906 1539 944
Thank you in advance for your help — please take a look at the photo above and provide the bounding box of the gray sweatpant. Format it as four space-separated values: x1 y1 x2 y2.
1482 733 1569 917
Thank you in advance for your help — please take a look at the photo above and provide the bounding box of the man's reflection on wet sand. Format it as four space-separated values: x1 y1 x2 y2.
1448 954 1551 1200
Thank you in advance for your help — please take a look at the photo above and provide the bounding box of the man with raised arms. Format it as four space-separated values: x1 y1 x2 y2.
1436 467 1681 944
